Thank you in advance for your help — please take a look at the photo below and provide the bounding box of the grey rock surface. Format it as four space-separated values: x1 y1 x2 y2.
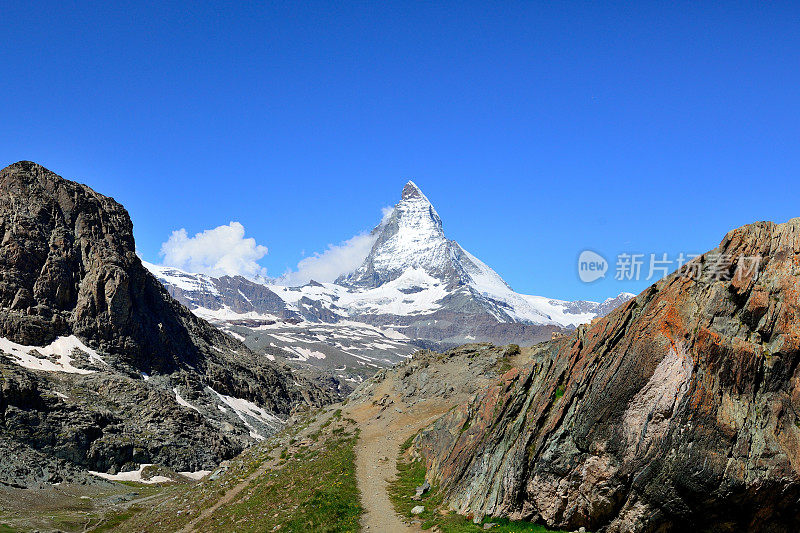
0 161 332 487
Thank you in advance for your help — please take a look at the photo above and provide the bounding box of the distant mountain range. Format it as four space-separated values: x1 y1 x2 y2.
146 181 632 387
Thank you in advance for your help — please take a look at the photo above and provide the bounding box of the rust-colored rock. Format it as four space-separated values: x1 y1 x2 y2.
416 219 800 532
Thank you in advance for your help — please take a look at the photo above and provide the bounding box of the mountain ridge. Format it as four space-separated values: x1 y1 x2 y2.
146 180 633 388
149 180 632 330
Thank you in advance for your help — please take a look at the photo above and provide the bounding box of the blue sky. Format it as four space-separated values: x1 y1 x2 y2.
2 1 799 301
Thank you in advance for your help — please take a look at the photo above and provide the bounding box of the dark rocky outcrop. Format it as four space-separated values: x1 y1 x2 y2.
2 161 262 375
415 219 800 532
0 161 331 487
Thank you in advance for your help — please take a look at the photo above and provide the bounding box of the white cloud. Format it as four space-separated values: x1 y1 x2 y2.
278 206 394 286
159 222 268 279
279 232 377 286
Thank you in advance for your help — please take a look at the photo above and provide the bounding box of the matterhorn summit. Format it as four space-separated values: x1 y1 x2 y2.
340 181 582 325
147 180 633 385
339 181 458 288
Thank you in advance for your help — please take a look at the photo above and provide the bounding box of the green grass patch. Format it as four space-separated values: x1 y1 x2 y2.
90 507 141 532
554 385 565 400
0 524 18 533
504 344 521 356
195 430 362 532
496 357 513 373
400 433 417 452
109 446 285 532
388 451 574 533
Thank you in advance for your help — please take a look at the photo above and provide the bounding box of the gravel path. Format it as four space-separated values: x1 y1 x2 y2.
346 378 458 533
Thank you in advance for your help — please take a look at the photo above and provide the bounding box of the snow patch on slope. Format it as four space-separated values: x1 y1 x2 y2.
285 346 327 361
0 336 106 374
90 464 172 484
173 387 200 412
209 387 284 440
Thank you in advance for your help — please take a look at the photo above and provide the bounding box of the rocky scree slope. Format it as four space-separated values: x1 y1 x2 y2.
413 218 800 532
0 161 330 487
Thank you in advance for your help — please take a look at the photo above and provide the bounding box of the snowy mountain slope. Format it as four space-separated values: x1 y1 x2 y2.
335 181 630 328
142 264 419 389
143 261 298 320
338 182 455 288
212 318 416 388
145 181 633 386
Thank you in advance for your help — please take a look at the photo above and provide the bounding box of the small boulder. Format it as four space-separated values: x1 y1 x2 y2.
411 505 425 515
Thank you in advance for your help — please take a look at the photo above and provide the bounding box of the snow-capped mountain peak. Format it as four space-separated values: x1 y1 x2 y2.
402 179 429 200
393 180 444 236
145 181 634 385
339 182 460 288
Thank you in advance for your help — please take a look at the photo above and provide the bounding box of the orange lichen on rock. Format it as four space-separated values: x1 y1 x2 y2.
416 218 800 532
658 304 687 345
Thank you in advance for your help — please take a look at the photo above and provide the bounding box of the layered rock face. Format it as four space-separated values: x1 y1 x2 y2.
0 161 329 487
416 219 800 532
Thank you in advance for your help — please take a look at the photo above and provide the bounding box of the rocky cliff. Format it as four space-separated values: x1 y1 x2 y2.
0 161 329 487
414 218 800 532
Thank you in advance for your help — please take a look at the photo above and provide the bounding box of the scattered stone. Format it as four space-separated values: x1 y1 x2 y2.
411 505 425 515
415 480 430 498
